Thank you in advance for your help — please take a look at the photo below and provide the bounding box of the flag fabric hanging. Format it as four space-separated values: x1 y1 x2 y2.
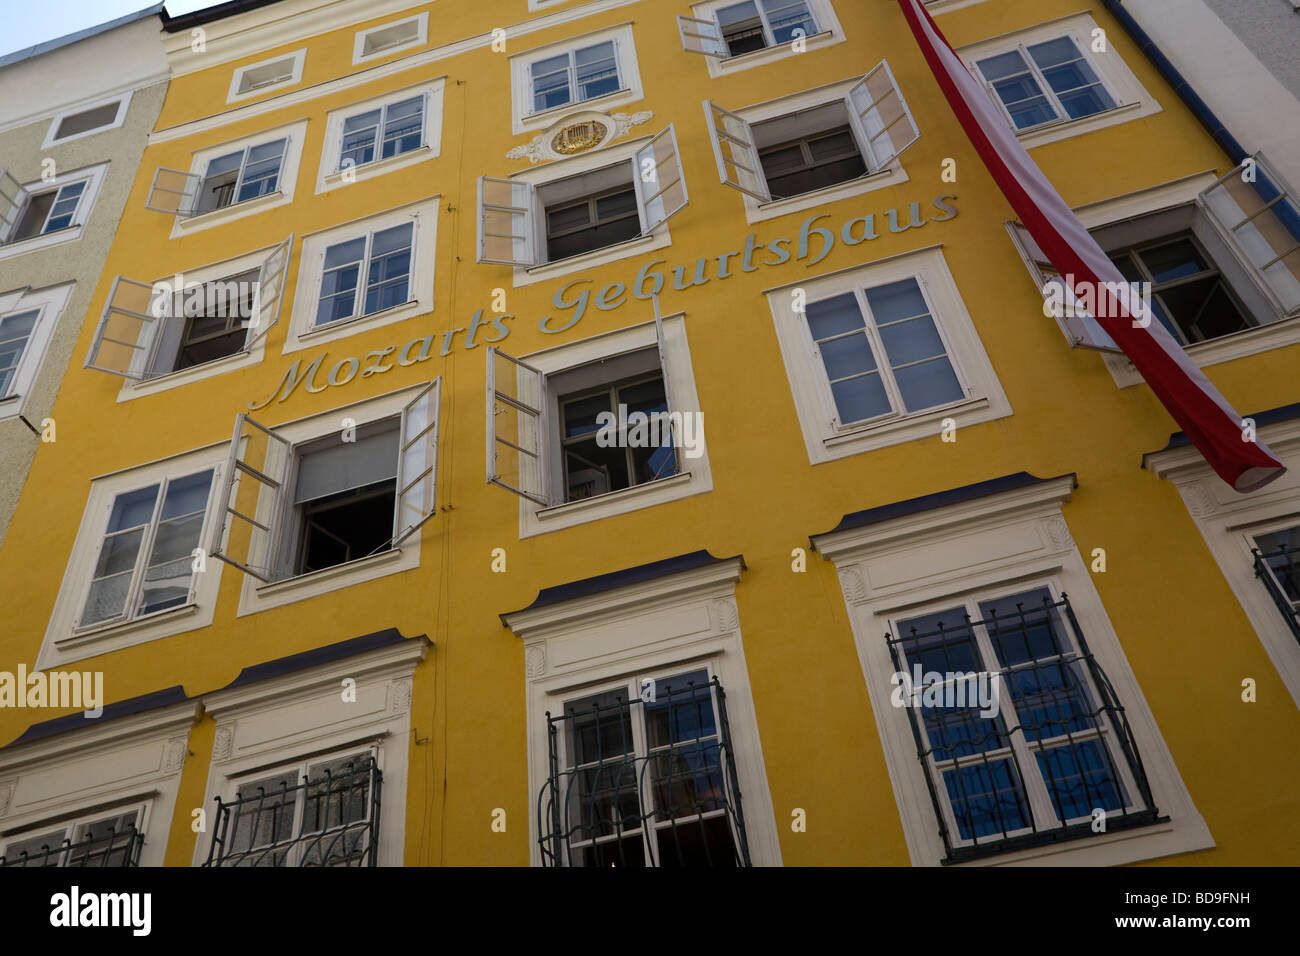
896 0 1284 492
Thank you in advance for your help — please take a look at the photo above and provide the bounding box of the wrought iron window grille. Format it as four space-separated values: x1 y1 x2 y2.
885 592 1165 864
0 822 144 867
537 675 751 867
204 755 381 867
1253 542 1300 643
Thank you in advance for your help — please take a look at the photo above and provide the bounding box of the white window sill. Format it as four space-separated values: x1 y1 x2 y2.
1016 100 1150 150
523 469 707 538
721 30 832 66
705 29 841 78
319 144 432 193
173 190 286 234
958 816 1214 868
1105 312 1300 388
519 87 637 135
286 298 423 354
819 397 995 459
0 392 25 419
239 542 419 617
119 346 260 403
745 161 908 224
255 547 405 598
0 223 85 261
538 471 693 521
516 230 667 289
59 602 199 651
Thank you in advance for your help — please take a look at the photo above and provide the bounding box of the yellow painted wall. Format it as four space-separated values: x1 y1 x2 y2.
1 0 1297 866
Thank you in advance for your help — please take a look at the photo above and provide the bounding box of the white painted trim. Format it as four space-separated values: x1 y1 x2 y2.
1145 417 1300 709
923 0 990 13
0 162 109 263
166 119 309 239
513 315 714 538
315 78 444 194
352 11 428 65
687 0 844 79
227 49 308 104
0 700 201 868
509 22 643 136
193 635 427 866
283 196 438 354
234 384 428 617
503 556 783 866
813 477 1215 866
36 444 231 671
0 282 74 422
766 245 1012 466
41 92 133 149
956 12 1162 150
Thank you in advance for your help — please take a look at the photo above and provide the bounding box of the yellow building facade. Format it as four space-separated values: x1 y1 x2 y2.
1 0 1298 868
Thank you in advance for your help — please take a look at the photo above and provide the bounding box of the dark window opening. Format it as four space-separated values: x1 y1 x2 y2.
544 184 640 262
296 480 396 575
171 269 259 372
13 191 56 241
758 124 866 199
55 101 120 140
559 373 676 502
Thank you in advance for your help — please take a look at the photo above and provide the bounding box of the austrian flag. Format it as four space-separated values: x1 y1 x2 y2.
896 0 1284 492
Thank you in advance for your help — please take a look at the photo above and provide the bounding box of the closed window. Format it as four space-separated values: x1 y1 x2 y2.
194 139 288 215
0 309 38 397
805 278 965 427
79 469 215 629
316 223 414 327
975 36 1116 132
1253 525 1300 644
529 40 621 113
339 96 425 171
1 809 144 868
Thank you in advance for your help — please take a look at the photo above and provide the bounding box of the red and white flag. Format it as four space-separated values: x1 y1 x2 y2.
897 0 1283 492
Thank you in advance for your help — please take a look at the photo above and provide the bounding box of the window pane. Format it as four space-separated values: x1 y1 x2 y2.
236 139 286 202
82 569 135 625
0 310 38 396
139 470 212 616
317 237 366 326
830 372 891 424
1 829 67 867
805 292 864 339
818 332 876 381
717 1 765 56
68 812 139 867
1139 238 1209 284
565 438 629 500
231 772 299 865
531 54 572 111
892 357 963 412
562 392 611 438
942 759 1031 840
564 689 640 842
977 50 1030 81
12 191 55 241
341 109 381 166
574 42 619 102
107 485 159 533
1036 739 1127 822
381 96 424 159
363 223 413 315
762 0 816 44
1256 526 1300 604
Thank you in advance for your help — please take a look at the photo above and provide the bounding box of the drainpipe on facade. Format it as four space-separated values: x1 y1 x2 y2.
1101 0 1249 163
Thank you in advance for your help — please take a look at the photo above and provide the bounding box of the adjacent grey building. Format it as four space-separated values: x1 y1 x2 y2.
0 5 168 543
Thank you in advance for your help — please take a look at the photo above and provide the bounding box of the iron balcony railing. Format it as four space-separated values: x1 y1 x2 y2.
204 756 381 867
886 592 1164 864
537 675 751 867
0 823 143 867
1253 543 1300 643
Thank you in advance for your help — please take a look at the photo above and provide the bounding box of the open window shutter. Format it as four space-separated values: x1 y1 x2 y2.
1198 152 1300 316
477 176 536 266
704 101 770 202
1006 222 1121 352
245 234 293 348
0 286 29 314
85 276 165 379
0 168 29 242
677 14 727 57
634 124 689 234
393 377 441 545
845 60 920 171
208 413 292 582
146 167 200 217
487 346 550 506
650 293 677 416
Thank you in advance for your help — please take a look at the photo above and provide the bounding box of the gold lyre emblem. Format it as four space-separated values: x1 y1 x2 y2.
551 120 607 155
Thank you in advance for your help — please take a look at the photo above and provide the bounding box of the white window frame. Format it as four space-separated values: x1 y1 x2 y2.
0 699 200 869
813 475 1214 865
227 49 307 104
509 23 643 136
485 132 683 288
0 162 109 261
160 120 307 237
0 283 73 422
705 73 915 225
1058 172 1300 387
35 443 231 671
315 79 445 194
1145 416 1300 710
195 636 426 867
284 196 438 354
493 316 713 538
42 92 132 149
502 555 782 866
922 0 989 13
228 384 433 618
1 802 150 868
107 240 292 403
683 0 843 78
765 245 1012 465
353 12 428 64
957 12 1161 150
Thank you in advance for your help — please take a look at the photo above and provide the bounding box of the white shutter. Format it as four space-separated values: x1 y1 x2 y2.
1006 222 1121 352
393 377 441 545
0 286 29 314
208 413 293 582
477 176 537 266
846 60 920 171
84 276 166 379
0 168 29 242
703 101 770 202
1198 152 1300 316
634 124 689 234
487 347 550 506
145 166 200 217
677 14 727 58
650 293 677 416
245 234 293 348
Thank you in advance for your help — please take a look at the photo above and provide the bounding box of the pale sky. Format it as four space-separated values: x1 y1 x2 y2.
0 0 223 59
